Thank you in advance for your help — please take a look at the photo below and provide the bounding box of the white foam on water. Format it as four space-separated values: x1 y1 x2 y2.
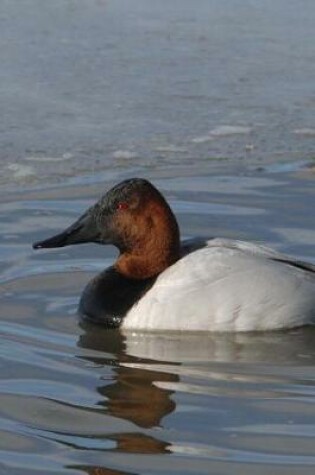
112 150 137 159
192 125 252 143
191 135 215 144
154 145 187 153
209 125 252 136
7 164 35 178
25 153 74 162
293 128 315 136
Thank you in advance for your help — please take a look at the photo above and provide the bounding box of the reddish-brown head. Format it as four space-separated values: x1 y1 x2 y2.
33 178 180 280
109 179 180 278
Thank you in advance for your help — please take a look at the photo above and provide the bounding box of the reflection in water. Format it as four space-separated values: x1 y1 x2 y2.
78 323 175 458
1 166 315 474
0 285 315 475
74 466 135 475
121 328 315 364
77 321 315 470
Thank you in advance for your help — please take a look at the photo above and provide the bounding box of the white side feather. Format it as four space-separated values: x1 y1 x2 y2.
122 239 315 332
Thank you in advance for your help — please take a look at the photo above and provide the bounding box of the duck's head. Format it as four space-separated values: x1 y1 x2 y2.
33 178 180 279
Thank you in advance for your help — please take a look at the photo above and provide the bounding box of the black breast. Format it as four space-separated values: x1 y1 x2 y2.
78 266 156 328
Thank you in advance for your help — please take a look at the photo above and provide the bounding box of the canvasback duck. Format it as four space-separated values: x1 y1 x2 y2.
33 178 315 332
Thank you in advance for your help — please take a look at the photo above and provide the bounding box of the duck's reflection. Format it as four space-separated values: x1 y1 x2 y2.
77 466 134 475
77 322 315 470
101 365 176 429
122 327 315 364
77 324 172 473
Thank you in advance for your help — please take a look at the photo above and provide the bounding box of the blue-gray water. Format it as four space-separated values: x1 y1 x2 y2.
1 0 315 189
0 1 315 474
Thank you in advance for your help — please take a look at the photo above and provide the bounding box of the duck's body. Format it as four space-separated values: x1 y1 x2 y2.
33 178 315 332
123 238 315 331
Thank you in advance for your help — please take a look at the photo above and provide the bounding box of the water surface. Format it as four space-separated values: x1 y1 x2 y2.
1 168 315 474
1 0 315 189
1 1 315 473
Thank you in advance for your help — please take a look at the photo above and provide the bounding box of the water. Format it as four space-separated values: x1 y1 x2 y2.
1 1 315 474
1 168 315 474
1 0 315 189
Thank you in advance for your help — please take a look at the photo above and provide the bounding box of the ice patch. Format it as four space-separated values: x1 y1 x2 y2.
192 125 251 143
112 150 137 160
154 145 186 153
210 125 252 136
293 128 315 136
191 135 214 144
25 153 73 162
7 164 35 178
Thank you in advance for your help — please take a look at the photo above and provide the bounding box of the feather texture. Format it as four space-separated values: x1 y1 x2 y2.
123 239 315 331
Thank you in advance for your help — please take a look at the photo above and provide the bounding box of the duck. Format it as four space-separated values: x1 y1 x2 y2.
33 178 315 332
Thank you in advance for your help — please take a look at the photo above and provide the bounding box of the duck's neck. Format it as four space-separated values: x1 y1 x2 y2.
116 251 177 280
115 201 180 280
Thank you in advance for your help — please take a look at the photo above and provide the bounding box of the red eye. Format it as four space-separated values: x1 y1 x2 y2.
117 202 129 211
